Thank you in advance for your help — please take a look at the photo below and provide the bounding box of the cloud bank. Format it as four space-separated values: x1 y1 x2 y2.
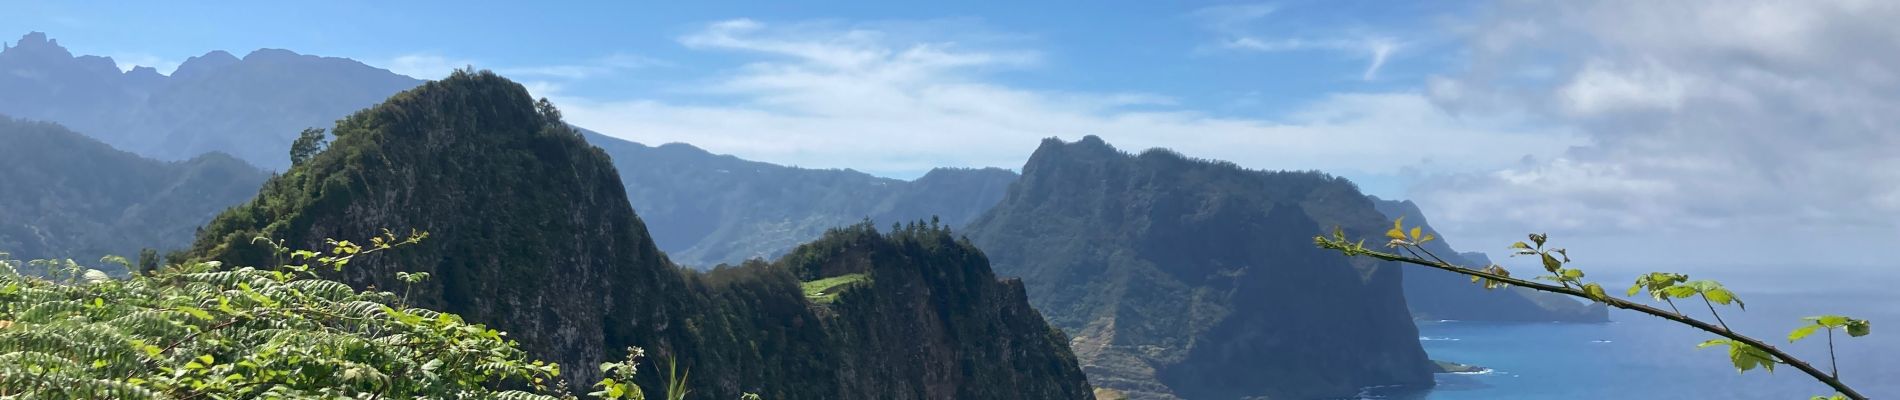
554 18 1572 180
1412 0 1900 266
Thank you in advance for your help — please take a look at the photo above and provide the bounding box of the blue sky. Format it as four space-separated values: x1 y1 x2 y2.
8 1 1900 268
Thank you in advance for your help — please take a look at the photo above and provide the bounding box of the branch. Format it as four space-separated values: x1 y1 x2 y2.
1319 239 1868 400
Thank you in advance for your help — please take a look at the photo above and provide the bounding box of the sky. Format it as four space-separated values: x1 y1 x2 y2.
6 1 1899 270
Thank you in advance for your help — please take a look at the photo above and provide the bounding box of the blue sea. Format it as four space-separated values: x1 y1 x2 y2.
1380 268 1899 399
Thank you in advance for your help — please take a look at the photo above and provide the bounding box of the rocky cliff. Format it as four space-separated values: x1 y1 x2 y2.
964 136 1434 399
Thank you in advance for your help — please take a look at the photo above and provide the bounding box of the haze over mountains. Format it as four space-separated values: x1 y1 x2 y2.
0 116 266 267
583 131 1018 267
0 32 422 170
0 31 1613 398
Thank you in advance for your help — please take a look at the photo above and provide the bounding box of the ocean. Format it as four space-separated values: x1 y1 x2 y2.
1378 268 1899 399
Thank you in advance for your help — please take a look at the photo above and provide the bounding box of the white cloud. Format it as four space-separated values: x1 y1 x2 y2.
557 19 1576 180
109 53 179 75
1412 0 1900 267
384 54 474 80
382 53 656 81
1556 60 1689 116
1191 3 1405 81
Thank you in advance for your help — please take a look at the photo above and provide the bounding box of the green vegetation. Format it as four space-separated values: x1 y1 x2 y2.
1318 220 1876 400
798 273 868 303
186 68 697 393
0 232 572 398
0 116 267 273
170 70 1092 399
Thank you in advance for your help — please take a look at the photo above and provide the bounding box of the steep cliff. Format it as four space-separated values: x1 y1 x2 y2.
186 70 1090 398
964 136 1433 399
188 70 687 389
1370 197 1609 322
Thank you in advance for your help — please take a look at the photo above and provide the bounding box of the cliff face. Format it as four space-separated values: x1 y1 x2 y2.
1369 197 1609 322
583 131 1018 267
964 136 1433 399
0 115 266 268
187 71 1091 398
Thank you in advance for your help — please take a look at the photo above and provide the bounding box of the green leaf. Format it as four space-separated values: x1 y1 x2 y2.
176 306 214 321
1582 283 1608 302
1699 339 1777 374
1541 253 1562 272
1788 324 1822 342
1704 288 1737 306
1562 268 1585 279
1813 315 1850 328
1846 319 1871 337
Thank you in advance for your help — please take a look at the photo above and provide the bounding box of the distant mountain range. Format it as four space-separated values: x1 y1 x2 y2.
0 32 422 170
0 115 267 270
583 129 1017 267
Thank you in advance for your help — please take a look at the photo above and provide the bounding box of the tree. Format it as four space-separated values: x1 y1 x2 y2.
135 248 158 275
536 97 563 123
1315 219 1874 400
288 127 327 166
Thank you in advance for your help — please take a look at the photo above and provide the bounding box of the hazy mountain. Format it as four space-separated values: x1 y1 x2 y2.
582 131 1018 267
0 115 267 270
1370 197 1609 322
186 71 1091 398
0 32 423 170
963 136 1433 399
2 31 1015 268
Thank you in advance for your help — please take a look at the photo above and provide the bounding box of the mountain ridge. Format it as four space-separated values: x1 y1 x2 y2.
185 70 1092 399
0 32 424 170
0 115 268 268
965 135 1434 399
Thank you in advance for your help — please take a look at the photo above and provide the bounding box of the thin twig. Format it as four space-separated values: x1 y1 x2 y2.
1701 295 1731 332
1321 240 1869 400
